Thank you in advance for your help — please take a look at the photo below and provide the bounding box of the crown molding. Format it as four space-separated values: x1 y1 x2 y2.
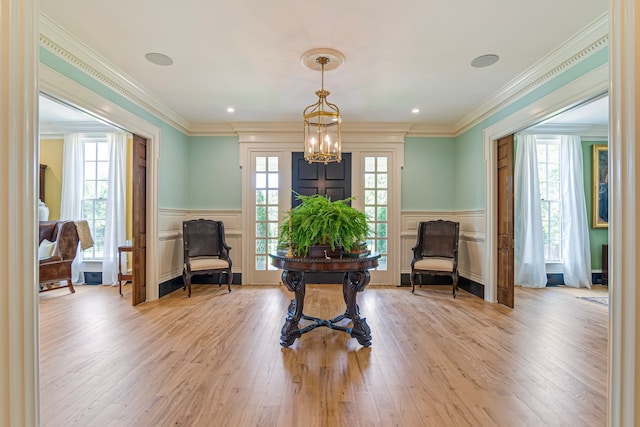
39 13 192 135
230 122 412 143
453 12 609 136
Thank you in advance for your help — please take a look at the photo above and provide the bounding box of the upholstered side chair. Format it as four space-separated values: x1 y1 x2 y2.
182 219 233 297
410 220 460 297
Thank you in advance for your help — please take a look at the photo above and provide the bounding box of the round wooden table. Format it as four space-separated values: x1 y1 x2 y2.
269 252 380 347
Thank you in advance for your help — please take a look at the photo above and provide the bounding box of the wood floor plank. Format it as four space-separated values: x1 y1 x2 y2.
39 283 608 426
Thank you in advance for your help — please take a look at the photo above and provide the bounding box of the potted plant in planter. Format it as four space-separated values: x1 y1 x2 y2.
279 193 371 257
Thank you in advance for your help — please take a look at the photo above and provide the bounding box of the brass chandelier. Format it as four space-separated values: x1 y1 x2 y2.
302 49 343 164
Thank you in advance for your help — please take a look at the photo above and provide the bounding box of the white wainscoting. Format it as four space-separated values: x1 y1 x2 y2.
400 210 486 285
159 208 484 287
158 209 243 284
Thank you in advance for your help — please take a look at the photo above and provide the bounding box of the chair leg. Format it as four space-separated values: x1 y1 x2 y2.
182 271 191 298
410 271 416 294
227 270 232 293
452 273 458 298
67 279 76 294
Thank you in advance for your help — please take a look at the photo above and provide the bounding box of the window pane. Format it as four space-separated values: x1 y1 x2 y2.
85 162 97 180
268 239 279 253
97 142 109 159
256 239 266 253
256 222 266 238
96 162 109 180
377 207 387 221
85 142 97 161
364 206 375 220
376 190 388 205
377 157 387 172
364 173 376 188
540 182 549 200
268 190 279 204
84 181 96 199
548 144 559 162
256 157 266 172
365 157 375 172
256 190 266 204
377 256 387 271
377 174 388 189
256 206 267 221
268 206 279 221
268 173 278 188
377 239 387 254
97 181 109 199
256 256 266 270
256 173 266 189
364 190 375 205
82 200 94 219
268 157 278 171
95 201 107 219
268 222 279 238
376 223 387 238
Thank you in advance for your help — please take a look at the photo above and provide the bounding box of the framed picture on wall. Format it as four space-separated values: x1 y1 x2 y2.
592 144 608 228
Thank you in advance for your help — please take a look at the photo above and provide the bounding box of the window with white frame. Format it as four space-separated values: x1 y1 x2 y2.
82 134 109 260
254 156 280 270
536 137 562 262
364 156 388 270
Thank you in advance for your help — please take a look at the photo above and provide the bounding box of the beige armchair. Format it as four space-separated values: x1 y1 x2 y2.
410 220 460 297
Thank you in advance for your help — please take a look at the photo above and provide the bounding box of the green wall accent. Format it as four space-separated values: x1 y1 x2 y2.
188 136 242 209
582 139 609 269
402 137 456 211
40 48 191 208
454 47 609 211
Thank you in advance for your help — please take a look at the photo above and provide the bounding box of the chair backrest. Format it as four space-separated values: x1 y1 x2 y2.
55 221 81 260
418 220 459 258
183 219 225 258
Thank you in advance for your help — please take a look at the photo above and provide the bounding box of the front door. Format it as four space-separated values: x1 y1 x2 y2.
291 152 352 205
292 152 352 283
497 135 514 308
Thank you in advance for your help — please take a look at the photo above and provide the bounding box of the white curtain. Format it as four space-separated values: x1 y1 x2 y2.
514 134 547 287
102 133 128 285
60 133 85 284
560 135 592 288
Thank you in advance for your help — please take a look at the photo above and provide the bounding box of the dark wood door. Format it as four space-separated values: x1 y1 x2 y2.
291 152 351 206
497 135 514 308
292 152 351 283
132 134 147 306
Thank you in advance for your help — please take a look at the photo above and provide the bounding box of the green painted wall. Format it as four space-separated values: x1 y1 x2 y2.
402 137 456 211
454 47 609 211
582 139 609 269
40 48 191 208
188 136 242 209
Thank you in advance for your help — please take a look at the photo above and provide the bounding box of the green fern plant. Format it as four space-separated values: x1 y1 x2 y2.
279 193 371 257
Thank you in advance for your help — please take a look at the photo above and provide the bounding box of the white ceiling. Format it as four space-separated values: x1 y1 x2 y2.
39 0 608 128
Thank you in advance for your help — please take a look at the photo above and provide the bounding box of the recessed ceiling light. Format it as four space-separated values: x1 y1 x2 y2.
412 108 420 114
145 52 174 66
226 107 235 113
471 54 499 68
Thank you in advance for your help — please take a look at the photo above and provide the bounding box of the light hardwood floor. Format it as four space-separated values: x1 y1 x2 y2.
39 283 608 427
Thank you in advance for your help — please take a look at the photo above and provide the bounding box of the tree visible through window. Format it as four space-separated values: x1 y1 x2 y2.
537 137 562 262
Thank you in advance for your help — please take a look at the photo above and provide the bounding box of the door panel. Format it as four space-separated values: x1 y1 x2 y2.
292 152 351 206
497 135 514 308
132 134 147 305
